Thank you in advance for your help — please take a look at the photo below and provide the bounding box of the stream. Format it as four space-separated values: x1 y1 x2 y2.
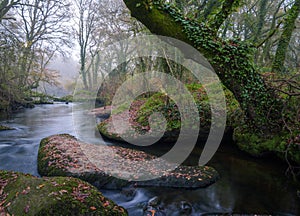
0 103 299 215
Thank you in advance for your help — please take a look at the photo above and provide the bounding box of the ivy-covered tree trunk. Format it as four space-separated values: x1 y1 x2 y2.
252 0 268 44
123 0 284 134
208 0 241 32
272 0 300 74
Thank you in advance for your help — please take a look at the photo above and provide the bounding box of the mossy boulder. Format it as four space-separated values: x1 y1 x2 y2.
233 126 300 164
97 83 240 143
38 134 219 189
54 95 73 103
0 170 127 216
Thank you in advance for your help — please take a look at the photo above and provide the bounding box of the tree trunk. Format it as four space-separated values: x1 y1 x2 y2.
123 0 284 133
272 0 300 74
208 0 241 32
252 0 268 44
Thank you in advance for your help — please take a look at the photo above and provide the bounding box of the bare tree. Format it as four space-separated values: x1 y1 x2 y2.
0 0 71 110
73 0 141 91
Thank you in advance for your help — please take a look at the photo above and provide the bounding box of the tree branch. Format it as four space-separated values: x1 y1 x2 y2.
208 0 241 32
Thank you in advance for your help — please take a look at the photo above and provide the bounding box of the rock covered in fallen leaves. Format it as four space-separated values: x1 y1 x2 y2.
0 170 127 216
38 134 219 189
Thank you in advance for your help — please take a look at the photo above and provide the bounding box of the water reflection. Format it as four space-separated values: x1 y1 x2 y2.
0 104 299 215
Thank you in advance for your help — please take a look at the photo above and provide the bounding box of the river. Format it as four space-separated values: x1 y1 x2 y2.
0 103 299 215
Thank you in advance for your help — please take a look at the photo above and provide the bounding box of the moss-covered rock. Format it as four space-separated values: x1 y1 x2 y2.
97 83 241 143
38 134 219 189
55 94 73 102
0 170 127 216
233 126 300 164
0 125 14 131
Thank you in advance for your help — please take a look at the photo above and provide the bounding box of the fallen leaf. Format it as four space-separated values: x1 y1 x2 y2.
36 184 45 190
24 205 30 213
90 206 96 211
103 201 110 207
21 189 29 195
59 190 68 195
0 200 6 207
48 192 58 197
149 209 156 216
5 202 11 208
51 181 59 186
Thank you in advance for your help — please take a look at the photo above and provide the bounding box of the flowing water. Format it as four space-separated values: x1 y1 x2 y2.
0 103 299 215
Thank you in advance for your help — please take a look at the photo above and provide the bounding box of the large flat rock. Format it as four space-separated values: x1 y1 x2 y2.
38 134 219 189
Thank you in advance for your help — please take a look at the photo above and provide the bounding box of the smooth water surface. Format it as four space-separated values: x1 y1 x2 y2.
0 104 299 215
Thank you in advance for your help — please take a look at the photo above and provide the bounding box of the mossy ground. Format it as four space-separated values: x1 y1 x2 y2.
0 125 14 131
0 170 127 216
233 126 300 164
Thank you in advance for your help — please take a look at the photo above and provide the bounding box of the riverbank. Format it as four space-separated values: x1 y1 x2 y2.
0 92 73 117
96 89 300 171
1 103 299 215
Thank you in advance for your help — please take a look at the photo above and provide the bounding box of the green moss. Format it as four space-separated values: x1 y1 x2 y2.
135 83 240 132
54 95 73 102
0 170 127 216
272 0 300 73
233 127 300 164
112 101 134 115
38 137 69 177
97 82 240 143
126 0 190 44
97 122 123 142
0 125 14 131
124 0 284 133
136 92 181 131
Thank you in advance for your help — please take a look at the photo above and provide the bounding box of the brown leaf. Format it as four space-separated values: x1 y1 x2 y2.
59 190 68 195
5 202 10 208
36 184 45 190
21 189 29 195
103 201 110 207
24 205 30 214
90 206 96 211
0 200 6 207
